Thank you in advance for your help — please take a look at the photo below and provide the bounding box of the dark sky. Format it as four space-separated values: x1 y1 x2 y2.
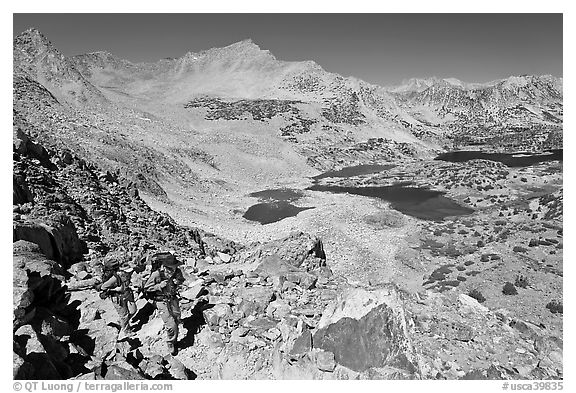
13 14 562 86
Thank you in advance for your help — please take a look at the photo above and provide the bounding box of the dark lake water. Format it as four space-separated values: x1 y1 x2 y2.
243 202 313 225
307 184 473 220
312 164 396 180
243 188 312 224
435 149 562 167
248 188 305 202
244 161 474 224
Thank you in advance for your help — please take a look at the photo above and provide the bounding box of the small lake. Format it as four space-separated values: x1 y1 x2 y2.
243 188 312 224
248 188 305 202
312 164 396 180
307 184 473 220
243 202 313 225
244 162 474 224
435 149 562 167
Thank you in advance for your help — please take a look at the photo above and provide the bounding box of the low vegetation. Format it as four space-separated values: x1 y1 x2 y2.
363 210 405 229
514 274 529 289
502 282 518 295
467 289 486 303
546 300 563 314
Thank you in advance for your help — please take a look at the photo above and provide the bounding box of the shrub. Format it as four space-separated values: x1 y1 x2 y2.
468 289 486 303
363 211 404 229
546 300 563 314
514 274 529 289
502 282 518 295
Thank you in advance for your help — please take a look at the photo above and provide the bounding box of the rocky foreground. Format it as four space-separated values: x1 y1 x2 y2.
13 129 563 380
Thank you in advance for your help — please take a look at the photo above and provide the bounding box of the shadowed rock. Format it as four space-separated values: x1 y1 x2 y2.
313 286 419 377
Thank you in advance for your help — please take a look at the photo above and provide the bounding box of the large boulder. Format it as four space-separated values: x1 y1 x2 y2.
254 255 319 291
86 319 119 360
13 351 34 379
13 126 49 160
13 324 67 379
234 285 275 316
13 240 63 277
242 232 326 271
313 285 419 377
13 213 87 266
13 223 56 261
13 241 66 329
104 363 145 380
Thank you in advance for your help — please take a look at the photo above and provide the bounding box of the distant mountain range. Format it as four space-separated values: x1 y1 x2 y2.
13 27 563 195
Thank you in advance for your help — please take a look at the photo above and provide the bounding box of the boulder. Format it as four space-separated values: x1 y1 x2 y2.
246 232 326 271
104 364 145 380
15 324 46 356
315 350 336 372
217 251 232 263
142 356 164 378
13 240 63 278
254 255 299 277
534 335 563 356
268 299 291 320
284 271 317 290
164 355 191 380
234 286 275 316
13 127 49 162
289 329 312 357
203 304 232 327
86 320 118 360
313 285 419 376
180 281 206 301
13 240 42 254
13 214 87 267
458 294 489 314
13 223 56 261
13 351 34 379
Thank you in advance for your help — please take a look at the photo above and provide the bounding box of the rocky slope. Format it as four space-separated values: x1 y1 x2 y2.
14 28 106 105
13 125 562 380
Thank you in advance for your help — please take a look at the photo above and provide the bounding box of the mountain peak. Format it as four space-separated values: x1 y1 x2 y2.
17 27 45 38
14 27 53 50
232 38 257 47
217 38 270 57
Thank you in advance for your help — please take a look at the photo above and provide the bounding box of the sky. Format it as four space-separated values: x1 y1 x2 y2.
13 13 562 86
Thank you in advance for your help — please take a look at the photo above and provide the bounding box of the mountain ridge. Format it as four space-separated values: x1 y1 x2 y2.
12 27 563 203
13 28 106 104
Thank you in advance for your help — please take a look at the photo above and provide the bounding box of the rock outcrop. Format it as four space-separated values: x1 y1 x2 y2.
314 286 419 377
